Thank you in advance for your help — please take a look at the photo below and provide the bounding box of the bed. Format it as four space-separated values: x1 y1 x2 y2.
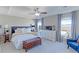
11 26 41 51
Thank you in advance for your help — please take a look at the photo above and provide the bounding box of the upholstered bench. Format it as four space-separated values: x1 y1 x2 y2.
23 37 41 52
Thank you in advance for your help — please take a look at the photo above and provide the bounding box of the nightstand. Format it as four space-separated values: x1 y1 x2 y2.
4 34 10 43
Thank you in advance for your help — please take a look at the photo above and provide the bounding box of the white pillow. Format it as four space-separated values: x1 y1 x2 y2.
15 28 22 33
21 28 31 33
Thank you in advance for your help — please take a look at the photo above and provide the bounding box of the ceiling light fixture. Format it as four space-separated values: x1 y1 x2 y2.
35 12 40 16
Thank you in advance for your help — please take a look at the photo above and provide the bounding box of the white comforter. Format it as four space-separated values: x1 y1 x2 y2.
11 34 39 49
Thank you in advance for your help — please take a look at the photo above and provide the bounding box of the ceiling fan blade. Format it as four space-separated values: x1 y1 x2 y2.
40 12 47 14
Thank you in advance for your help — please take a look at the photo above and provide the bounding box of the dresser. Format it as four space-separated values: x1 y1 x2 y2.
38 30 56 42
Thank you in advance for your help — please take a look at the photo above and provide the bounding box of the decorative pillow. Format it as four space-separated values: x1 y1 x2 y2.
77 39 79 44
15 28 22 33
21 28 31 33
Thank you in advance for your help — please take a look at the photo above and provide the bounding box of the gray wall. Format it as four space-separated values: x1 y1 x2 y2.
0 15 34 27
44 15 57 31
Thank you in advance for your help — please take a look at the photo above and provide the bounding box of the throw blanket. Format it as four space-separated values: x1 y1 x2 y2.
11 34 39 49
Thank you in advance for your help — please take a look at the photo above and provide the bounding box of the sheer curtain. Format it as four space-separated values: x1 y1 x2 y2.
56 12 77 42
72 11 77 39
34 18 44 32
34 19 38 32
41 18 44 30
56 14 61 42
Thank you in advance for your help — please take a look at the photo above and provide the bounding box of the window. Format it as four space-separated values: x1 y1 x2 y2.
61 13 72 42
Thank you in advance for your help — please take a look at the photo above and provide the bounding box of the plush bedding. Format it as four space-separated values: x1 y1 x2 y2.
11 34 39 49
12 32 37 37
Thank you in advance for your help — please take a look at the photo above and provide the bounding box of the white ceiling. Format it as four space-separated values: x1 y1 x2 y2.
0 6 79 19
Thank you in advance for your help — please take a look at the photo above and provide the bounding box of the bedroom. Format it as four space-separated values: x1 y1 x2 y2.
0 6 79 53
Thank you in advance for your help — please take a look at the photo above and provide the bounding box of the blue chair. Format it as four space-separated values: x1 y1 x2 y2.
67 35 79 52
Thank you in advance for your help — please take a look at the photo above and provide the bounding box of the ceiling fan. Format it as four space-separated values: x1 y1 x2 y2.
29 8 47 16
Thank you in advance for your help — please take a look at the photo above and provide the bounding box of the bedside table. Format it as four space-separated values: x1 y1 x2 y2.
4 34 10 43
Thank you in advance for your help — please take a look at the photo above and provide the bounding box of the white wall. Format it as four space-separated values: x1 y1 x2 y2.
44 15 57 30
0 15 34 35
0 15 34 27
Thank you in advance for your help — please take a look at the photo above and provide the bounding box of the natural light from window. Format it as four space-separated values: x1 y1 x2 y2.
61 18 72 25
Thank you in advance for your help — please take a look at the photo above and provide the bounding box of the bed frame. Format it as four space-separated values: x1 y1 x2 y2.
11 26 42 52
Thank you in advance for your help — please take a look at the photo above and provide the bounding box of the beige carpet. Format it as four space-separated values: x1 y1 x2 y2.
0 42 25 53
0 36 25 53
0 39 76 53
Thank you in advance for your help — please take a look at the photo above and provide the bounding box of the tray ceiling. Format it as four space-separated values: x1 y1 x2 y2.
0 6 79 19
